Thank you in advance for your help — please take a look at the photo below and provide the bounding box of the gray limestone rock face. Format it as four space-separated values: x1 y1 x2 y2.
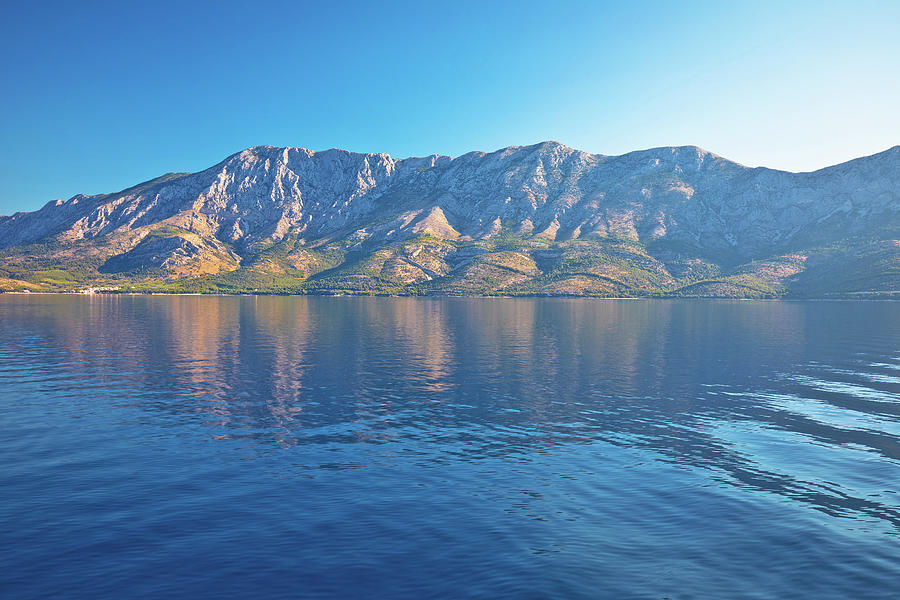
1 142 897 266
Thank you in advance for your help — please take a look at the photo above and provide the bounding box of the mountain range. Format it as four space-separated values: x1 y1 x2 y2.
1 141 898 297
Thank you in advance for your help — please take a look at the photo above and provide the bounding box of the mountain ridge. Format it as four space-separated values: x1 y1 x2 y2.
1 142 897 297
18 140 900 216
10 141 898 220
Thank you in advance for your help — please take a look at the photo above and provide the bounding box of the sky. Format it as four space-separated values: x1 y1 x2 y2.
1 0 899 214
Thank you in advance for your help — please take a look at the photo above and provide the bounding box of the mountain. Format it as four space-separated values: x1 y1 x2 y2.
1 142 898 297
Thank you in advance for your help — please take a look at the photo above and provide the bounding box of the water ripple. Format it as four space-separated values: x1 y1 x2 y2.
1 295 899 599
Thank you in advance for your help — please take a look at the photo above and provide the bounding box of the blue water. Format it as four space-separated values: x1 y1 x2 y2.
1 296 898 599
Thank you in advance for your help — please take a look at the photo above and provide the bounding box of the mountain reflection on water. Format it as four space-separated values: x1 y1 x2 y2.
1 296 898 599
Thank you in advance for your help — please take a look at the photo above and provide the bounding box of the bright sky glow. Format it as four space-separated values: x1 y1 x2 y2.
1 0 898 213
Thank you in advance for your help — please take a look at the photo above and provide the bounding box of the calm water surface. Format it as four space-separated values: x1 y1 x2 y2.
1 296 898 599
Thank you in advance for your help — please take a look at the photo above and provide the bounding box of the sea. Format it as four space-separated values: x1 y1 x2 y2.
1 295 898 599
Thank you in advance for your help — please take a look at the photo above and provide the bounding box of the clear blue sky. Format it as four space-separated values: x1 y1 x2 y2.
2 0 898 214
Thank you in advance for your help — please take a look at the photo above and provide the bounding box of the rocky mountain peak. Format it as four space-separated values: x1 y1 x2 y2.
0 141 896 297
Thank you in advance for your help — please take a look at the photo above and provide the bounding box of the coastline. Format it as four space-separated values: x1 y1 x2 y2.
1 290 897 301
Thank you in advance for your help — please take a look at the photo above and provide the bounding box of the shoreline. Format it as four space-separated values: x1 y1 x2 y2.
1 291 897 301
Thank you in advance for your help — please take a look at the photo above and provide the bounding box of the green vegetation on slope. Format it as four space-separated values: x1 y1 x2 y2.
1 230 897 298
